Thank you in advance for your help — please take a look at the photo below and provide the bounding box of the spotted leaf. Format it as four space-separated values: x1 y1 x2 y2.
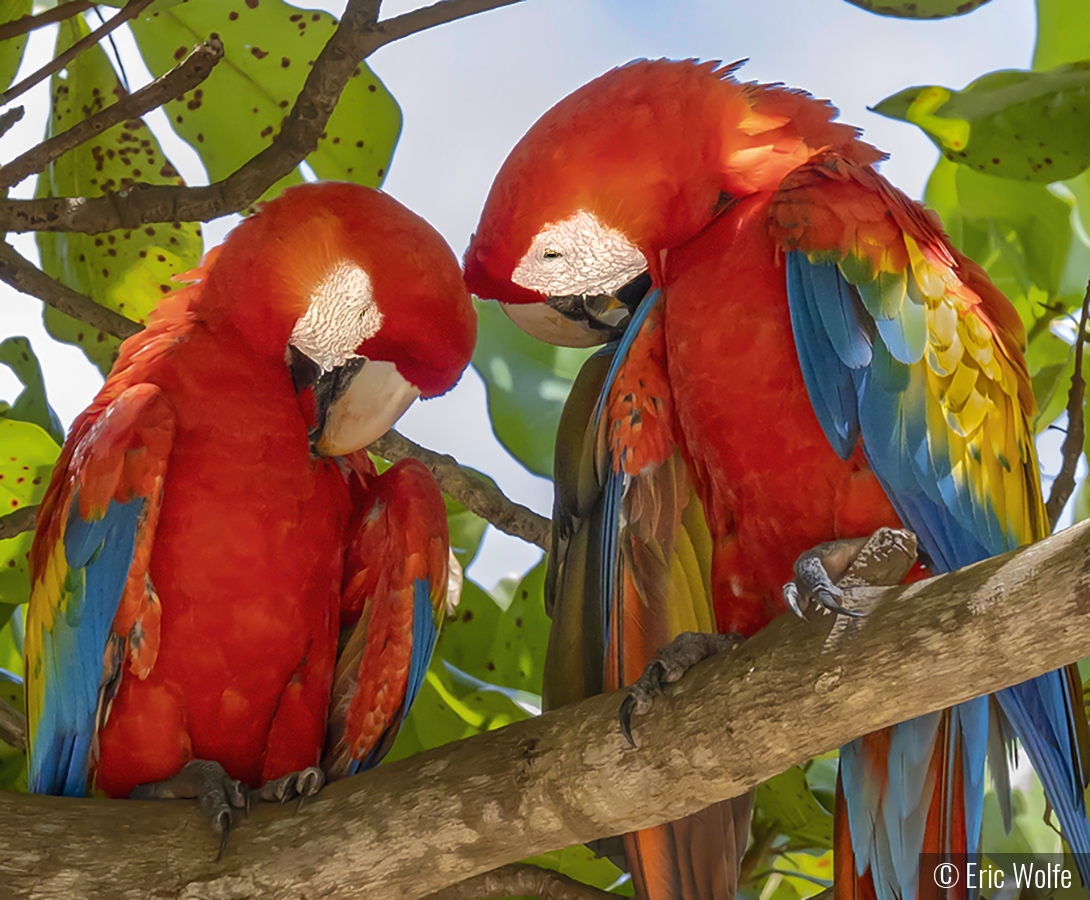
0 419 58 607
34 16 202 375
0 0 31 95
130 0 401 204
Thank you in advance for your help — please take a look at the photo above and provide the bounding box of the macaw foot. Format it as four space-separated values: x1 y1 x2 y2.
782 527 918 619
128 759 248 861
618 631 744 747
250 766 325 811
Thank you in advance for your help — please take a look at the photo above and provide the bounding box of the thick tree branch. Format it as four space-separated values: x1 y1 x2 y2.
422 864 615 900
1 0 157 106
0 695 25 752
369 429 551 551
0 1 94 44
0 504 36 540
0 0 525 234
4 517 1090 899
1046 278 1090 530
0 38 225 191
0 240 141 339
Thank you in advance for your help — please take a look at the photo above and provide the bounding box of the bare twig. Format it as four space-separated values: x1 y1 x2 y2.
422 864 615 900
2 0 156 107
4 517 1090 898
1046 277 1090 530
0 105 23 141
0 504 36 541
370 429 551 551
0 0 527 233
0 694 25 752
0 0 94 45
0 38 224 191
0 240 141 338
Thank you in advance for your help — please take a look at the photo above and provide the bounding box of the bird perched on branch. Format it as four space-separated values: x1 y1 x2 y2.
24 182 475 853
464 58 1090 900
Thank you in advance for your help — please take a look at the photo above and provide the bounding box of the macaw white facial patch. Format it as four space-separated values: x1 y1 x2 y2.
290 261 382 372
512 210 646 298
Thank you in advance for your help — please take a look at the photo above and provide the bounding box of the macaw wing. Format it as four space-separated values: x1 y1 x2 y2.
546 289 748 898
769 153 1090 897
24 383 175 796
322 455 449 779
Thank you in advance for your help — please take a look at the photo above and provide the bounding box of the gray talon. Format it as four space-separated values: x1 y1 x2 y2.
252 766 326 807
620 631 743 745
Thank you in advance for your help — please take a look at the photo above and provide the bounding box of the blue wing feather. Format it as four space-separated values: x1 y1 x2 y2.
30 495 142 796
786 252 1090 897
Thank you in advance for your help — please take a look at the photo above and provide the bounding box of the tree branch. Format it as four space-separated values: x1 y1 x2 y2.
369 429 551 551
0 37 225 191
0 0 526 234
0 240 141 339
0 503 36 541
422 864 615 900
1 0 157 107
1046 277 1090 530
0 694 25 752
0 0 94 45
4 516 1090 899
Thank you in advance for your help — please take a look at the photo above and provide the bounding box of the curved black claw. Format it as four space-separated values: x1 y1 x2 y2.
251 766 326 812
620 631 744 747
129 759 248 861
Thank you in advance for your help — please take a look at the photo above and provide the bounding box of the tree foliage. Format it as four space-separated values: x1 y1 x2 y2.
0 0 1088 898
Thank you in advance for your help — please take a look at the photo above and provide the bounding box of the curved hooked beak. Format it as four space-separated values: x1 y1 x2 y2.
289 348 420 457
500 271 653 348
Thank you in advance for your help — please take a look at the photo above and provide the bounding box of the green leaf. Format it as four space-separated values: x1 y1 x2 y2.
434 565 550 697
0 337 64 444
0 419 59 607
1033 0 1090 71
130 0 401 202
35 16 202 375
873 62 1090 184
753 766 834 851
522 846 633 896
472 298 592 478
446 485 488 572
383 652 530 764
0 1 32 95
843 0 991 18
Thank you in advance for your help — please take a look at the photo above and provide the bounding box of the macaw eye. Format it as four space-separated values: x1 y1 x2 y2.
542 249 563 260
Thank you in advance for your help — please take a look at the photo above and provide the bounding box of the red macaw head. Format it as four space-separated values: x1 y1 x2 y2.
464 58 881 347
198 181 475 455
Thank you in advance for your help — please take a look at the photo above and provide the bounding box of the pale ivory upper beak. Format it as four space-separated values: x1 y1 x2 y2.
500 301 607 348
315 360 421 456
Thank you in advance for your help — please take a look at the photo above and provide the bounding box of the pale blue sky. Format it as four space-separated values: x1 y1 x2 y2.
0 0 1042 587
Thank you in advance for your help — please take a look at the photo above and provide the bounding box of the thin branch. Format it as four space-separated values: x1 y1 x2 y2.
1046 276 1090 530
422 864 616 900
0 0 526 234
0 0 94 45
0 240 141 339
2 0 156 107
0 38 225 191
4 517 1090 898
0 694 25 752
0 503 36 540
0 104 23 140
370 429 551 551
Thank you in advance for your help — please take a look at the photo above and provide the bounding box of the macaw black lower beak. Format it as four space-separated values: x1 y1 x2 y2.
288 346 419 457
500 271 653 348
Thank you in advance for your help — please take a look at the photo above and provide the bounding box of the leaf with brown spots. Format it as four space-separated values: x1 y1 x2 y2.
0 0 32 94
34 17 202 375
130 0 401 204
0 419 59 607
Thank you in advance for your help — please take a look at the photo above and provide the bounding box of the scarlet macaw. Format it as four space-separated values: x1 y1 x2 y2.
24 182 475 846
464 60 1090 900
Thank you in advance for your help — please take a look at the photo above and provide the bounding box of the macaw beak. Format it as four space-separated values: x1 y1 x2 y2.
288 348 420 457
499 271 652 347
